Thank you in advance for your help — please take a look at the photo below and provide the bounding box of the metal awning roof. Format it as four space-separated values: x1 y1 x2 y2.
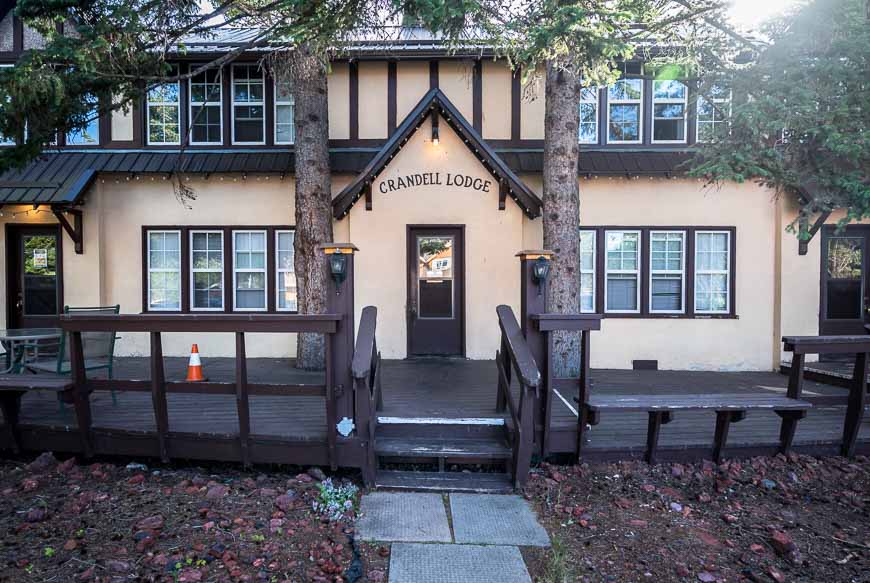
0 148 692 207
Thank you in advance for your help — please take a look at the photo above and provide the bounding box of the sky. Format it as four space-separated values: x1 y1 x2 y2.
726 0 803 29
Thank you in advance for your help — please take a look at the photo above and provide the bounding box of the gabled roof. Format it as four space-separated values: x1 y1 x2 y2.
332 88 543 219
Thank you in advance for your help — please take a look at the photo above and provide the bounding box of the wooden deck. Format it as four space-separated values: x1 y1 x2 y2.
2 357 868 463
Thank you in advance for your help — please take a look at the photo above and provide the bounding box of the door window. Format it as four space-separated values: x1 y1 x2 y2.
417 236 454 319
825 237 863 319
22 234 58 315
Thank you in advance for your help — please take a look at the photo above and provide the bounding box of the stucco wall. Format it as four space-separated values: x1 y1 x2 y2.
482 61 512 140
358 62 388 139
438 61 474 122
396 62 429 121
520 72 545 140
345 114 525 359
328 63 350 140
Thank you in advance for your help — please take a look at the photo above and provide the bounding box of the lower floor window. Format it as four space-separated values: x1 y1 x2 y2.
579 226 735 317
144 226 295 313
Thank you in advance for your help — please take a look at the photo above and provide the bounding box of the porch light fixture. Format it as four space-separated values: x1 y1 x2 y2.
329 253 348 293
431 114 439 145
532 256 551 294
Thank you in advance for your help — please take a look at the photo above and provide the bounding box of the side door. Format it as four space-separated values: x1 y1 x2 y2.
6 225 63 329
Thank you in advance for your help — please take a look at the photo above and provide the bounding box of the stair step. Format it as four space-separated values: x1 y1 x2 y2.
375 437 512 459
375 470 514 493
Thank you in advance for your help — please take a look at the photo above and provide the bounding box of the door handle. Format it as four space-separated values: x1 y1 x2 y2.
408 302 417 318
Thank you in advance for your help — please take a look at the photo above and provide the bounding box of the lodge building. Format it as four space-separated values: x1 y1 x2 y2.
0 14 860 372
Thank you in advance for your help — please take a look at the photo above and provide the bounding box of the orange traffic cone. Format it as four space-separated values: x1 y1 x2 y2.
186 344 207 382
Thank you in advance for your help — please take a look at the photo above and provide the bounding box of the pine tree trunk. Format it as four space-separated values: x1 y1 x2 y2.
291 44 333 370
543 62 581 376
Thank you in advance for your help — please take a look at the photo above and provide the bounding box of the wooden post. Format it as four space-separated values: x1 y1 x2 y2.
150 332 169 463
325 333 337 470
842 351 867 457
779 351 806 454
69 331 93 457
712 410 745 463
320 243 358 427
645 411 672 464
235 332 252 468
516 250 553 456
514 384 536 489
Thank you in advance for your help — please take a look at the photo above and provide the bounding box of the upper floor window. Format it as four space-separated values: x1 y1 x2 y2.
607 79 643 143
66 95 100 146
579 87 598 144
274 76 295 145
189 67 223 145
232 64 265 144
652 80 687 143
0 64 14 146
697 86 731 142
147 73 180 145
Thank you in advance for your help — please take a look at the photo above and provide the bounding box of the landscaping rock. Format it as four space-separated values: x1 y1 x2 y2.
307 467 327 482
28 452 58 473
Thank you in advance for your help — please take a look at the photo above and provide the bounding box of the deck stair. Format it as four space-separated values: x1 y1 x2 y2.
371 417 514 493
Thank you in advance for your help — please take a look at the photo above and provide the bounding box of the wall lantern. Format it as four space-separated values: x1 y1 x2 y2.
431 114 440 145
319 243 358 295
532 256 551 294
329 253 348 292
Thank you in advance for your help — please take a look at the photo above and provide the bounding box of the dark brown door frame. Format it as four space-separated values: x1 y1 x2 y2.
818 224 870 338
406 224 466 357
5 223 65 328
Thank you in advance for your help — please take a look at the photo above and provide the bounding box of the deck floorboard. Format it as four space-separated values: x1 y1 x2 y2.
2 358 867 457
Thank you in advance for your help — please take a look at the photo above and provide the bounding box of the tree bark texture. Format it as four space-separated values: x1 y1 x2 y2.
291 44 333 370
543 62 582 376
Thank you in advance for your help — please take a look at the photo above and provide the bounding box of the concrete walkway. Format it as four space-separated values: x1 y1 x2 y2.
356 492 549 583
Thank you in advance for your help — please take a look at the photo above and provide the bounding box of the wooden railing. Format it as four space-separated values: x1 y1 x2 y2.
783 335 869 457
495 305 541 489
60 313 345 468
530 314 602 459
351 306 381 486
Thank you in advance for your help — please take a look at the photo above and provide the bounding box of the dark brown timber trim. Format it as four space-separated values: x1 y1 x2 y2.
387 62 398 136
511 69 521 141
349 62 359 142
472 60 483 134
429 60 439 90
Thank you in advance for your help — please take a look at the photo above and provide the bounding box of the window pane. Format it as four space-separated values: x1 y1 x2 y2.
606 274 637 311
608 79 642 100
652 275 682 311
278 273 297 310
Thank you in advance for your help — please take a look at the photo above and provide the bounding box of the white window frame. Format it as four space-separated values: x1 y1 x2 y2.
273 77 295 145
696 88 732 143
231 64 265 145
649 230 686 314
275 229 297 312
146 76 181 146
188 66 223 146
579 230 597 313
146 230 182 312
606 79 643 144
578 87 598 144
651 80 688 144
0 64 14 146
232 229 268 311
694 230 731 314
189 230 224 312
604 230 641 314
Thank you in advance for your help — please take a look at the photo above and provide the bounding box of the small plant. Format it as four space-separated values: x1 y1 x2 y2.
75 528 85 538
251 533 265 542
43 547 55 558
24 564 34 574
312 478 358 521
540 536 570 583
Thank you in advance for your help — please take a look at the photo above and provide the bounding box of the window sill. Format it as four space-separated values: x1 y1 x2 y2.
602 313 738 320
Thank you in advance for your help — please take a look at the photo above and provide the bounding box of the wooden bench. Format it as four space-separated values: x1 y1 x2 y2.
0 375 76 454
575 394 813 464
783 335 869 457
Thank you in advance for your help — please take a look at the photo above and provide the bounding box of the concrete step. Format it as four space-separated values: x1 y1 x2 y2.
375 470 514 493
375 437 512 459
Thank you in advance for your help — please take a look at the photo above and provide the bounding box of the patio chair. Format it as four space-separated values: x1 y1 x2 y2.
23 305 121 406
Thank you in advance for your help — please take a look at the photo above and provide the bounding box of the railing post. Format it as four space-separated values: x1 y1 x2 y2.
150 332 169 463
320 243 358 468
69 331 93 458
516 250 553 453
235 332 252 468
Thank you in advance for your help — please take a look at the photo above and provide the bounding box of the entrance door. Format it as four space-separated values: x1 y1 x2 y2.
819 225 870 337
6 225 63 329
407 226 464 356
